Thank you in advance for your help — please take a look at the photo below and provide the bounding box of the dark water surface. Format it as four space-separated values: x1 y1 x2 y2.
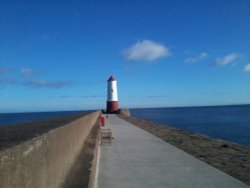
1 106 250 147
0 110 93 126
131 105 250 147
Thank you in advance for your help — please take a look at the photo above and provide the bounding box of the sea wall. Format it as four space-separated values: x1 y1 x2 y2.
0 111 100 188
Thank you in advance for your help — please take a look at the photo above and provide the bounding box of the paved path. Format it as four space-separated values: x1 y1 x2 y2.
96 115 249 188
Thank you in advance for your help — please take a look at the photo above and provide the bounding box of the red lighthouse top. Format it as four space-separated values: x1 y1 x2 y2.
107 75 116 82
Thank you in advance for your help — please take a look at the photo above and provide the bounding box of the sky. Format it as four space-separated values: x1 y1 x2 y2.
0 0 250 113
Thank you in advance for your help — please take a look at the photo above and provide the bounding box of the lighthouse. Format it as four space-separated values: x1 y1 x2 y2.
106 75 119 113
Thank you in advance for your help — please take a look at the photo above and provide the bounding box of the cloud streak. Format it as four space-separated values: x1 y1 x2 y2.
124 40 170 62
243 64 250 72
25 79 73 88
21 68 36 77
0 78 17 86
185 52 207 64
216 53 239 66
82 95 105 99
0 67 11 74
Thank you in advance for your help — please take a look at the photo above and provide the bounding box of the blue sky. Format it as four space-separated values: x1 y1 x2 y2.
0 0 250 113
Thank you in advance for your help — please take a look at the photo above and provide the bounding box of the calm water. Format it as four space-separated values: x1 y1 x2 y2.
1 106 250 147
0 111 91 126
131 105 250 147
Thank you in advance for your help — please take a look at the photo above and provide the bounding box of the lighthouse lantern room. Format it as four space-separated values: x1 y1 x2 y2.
106 76 119 113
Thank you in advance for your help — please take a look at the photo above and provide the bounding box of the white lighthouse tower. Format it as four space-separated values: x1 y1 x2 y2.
106 75 119 113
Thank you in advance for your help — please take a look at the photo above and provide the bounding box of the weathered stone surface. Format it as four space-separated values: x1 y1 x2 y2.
0 111 100 188
0 112 94 150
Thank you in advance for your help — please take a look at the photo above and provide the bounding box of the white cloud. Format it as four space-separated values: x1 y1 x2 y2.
124 40 170 62
216 53 239 66
21 68 35 77
243 64 250 72
185 52 207 63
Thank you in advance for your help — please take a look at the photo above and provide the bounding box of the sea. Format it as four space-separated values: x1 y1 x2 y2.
0 110 90 126
131 105 250 147
0 105 250 147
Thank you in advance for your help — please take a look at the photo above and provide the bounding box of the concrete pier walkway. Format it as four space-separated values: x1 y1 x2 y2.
96 115 249 188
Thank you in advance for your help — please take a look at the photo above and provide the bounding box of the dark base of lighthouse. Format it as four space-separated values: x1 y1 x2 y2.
106 101 119 113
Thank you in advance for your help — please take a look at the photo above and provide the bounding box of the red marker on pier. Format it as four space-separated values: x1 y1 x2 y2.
100 116 105 127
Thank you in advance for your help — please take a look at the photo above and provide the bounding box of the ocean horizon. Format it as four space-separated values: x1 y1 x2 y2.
131 104 250 147
1 104 250 147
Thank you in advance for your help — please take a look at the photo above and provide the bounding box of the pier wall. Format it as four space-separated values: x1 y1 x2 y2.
0 111 100 188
